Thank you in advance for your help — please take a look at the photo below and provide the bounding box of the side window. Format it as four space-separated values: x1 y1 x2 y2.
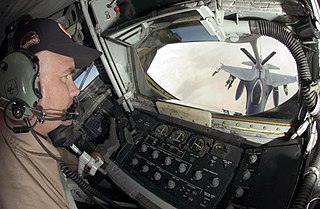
74 65 99 91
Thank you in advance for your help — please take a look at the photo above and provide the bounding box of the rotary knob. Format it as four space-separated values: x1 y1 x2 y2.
142 165 149 173
167 180 176 189
210 177 220 188
193 170 203 181
154 172 161 181
235 187 244 198
242 170 251 180
178 163 187 173
187 197 194 202
152 150 160 159
164 157 172 166
141 144 148 153
226 205 235 209
131 158 138 166
249 154 258 164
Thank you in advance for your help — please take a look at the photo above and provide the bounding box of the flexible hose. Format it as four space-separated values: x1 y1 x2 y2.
249 20 320 209
60 163 124 209
29 127 123 209
249 20 319 120
291 174 317 209
289 144 320 209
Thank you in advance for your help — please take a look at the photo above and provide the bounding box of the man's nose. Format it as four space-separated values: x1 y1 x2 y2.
69 81 80 98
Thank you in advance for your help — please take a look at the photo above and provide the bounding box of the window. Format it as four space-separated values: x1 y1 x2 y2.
145 36 298 115
74 65 99 91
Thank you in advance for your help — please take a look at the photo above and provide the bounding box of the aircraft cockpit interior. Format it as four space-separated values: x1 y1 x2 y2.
2 0 320 208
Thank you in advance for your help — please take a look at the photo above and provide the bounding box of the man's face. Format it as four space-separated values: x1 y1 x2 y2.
33 50 79 136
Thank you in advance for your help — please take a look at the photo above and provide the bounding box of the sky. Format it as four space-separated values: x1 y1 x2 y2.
74 65 99 91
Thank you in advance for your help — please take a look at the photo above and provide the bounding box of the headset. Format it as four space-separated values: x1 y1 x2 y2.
0 16 78 132
0 15 41 121
0 49 41 119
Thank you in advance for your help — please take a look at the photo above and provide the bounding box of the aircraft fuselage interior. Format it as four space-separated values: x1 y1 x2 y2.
3 0 320 209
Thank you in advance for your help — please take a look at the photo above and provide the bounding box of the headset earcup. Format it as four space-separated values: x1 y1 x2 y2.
11 101 26 119
33 72 42 99
0 49 40 120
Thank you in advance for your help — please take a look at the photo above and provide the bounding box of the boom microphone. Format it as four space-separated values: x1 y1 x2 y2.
1 97 79 122
29 104 79 122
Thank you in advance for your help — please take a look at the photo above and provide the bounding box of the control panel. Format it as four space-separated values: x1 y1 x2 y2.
125 134 240 209
108 110 303 209
114 111 243 209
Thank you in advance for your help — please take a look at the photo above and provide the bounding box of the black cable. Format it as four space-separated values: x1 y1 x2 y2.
21 119 124 209
3 100 37 133
107 0 117 7
60 163 124 209
2 99 122 208
248 19 320 209
82 188 110 209
251 20 318 119
30 128 63 162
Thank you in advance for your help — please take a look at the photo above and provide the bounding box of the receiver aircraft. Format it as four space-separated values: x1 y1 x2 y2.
213 38 297 114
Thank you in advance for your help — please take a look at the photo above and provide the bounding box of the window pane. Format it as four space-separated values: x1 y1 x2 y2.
74 65 99 91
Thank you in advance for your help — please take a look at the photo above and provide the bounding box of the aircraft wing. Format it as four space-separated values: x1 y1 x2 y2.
267 72 297 87
220 64 257 81
266 63 280 70
241 61 254 67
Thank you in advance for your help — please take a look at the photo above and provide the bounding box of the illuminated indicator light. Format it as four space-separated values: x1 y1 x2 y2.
114 6 120 14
